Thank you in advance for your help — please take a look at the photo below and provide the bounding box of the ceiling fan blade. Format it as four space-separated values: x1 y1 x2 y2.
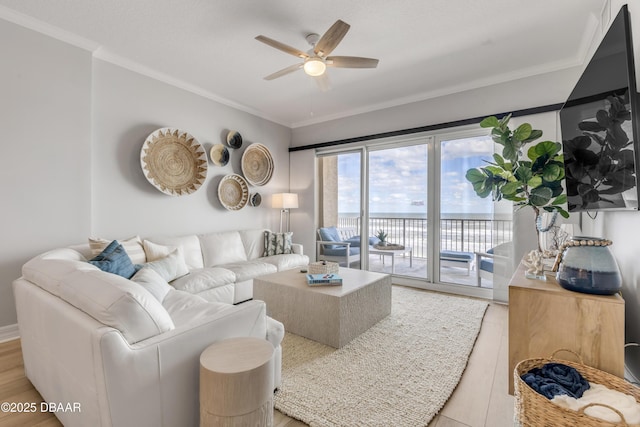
314 73 331 92
314 20 350 57
264 63 302 80
327 56 379 68
255 35 309 59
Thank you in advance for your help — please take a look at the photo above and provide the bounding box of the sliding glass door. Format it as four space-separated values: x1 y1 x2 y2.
368 142 429 280
318 150 363 268
317 126 513 299
437 132 507 287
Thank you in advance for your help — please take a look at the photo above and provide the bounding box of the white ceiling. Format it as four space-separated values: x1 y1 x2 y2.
0 0 606 128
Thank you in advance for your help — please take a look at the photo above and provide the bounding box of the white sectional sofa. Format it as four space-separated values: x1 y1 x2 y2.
12 229 309 427
76 228 309 304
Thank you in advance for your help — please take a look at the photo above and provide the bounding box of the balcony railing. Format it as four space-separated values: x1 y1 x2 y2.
338 216 512 258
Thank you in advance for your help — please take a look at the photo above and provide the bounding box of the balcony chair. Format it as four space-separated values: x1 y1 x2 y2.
316 227 380 267
316 227 361 267
475 242 512 287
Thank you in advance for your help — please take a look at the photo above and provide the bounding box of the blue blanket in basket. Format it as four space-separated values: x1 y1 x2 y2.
521 363 590 399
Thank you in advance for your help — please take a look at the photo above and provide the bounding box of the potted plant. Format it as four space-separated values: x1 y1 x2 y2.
375 229 388 246
465 115 569 255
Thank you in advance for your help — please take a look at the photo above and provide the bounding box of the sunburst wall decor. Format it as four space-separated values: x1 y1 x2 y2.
140 128 208 196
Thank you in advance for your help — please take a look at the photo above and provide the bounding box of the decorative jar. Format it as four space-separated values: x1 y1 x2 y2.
555 236 621 295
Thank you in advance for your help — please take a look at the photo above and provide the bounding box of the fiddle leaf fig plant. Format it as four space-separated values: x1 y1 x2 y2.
465 114 569 252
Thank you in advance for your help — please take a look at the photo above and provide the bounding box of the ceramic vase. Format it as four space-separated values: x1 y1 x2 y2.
555 236 621 295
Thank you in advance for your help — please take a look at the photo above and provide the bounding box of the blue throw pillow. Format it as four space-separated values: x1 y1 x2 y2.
345 236 361 247
89 240 140 279
346 236 381 247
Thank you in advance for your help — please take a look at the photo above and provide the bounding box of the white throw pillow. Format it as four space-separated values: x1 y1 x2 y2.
144 249 189 282
89 236 146 264
131 267 171 303
145 235 204 270
143 240 189 275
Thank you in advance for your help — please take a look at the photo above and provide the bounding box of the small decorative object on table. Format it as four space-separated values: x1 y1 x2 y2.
523 250 546 280
552 236 621 295
308 260 339 275
375 229 388 246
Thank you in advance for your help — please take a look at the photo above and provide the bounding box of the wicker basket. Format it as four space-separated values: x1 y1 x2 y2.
515 349 640 426
308 261 339 275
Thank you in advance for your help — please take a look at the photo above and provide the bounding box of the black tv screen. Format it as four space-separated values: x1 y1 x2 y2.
560 5 640 212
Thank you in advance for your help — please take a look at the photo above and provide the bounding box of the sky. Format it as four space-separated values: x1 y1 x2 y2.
337 135 512 217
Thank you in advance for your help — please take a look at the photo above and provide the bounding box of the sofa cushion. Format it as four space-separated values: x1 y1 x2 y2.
62 269 174 344
162 289 234 327
262 254 310 271
323 246 360 256
239 229 268 260
143 240 189 276
131 267 172 303
146 235 204 270
89 236 146 264
143 249 189 282
263 231 293 256
170 267 236 294
221 261 277 283
88 240 140 279
200 231 248 267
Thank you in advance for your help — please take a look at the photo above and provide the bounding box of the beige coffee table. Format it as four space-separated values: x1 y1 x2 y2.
253 268 392 348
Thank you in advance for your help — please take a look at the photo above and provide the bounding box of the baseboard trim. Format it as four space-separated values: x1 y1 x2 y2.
0 324 19 343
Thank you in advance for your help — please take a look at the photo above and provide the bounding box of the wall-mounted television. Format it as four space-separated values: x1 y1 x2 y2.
560 5 640 212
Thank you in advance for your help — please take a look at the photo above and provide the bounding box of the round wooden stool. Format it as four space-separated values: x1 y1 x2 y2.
199 337 274 427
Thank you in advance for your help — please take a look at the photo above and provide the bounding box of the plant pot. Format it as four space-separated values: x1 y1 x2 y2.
555 237 621 295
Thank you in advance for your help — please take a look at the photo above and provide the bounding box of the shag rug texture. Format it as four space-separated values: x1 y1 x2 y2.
274 285 488 427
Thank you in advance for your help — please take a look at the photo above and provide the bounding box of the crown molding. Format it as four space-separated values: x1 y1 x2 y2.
0 5 98 51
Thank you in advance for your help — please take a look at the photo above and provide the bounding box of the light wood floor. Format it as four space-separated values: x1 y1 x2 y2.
0 301 512 427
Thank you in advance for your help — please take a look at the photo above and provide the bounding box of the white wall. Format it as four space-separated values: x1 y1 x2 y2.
291 67 582 148
91 60 291 238
0 18 92 327
0 20 292 328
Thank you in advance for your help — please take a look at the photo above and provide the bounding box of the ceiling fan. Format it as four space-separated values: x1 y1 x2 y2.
255 19 379 91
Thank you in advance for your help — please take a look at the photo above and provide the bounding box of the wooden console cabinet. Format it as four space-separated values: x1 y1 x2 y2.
508 262 625 394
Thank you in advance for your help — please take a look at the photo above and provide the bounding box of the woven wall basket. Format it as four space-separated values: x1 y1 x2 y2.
514 350 640 427
140 128 208 196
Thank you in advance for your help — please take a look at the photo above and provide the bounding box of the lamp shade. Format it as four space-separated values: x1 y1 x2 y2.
272 193 298 209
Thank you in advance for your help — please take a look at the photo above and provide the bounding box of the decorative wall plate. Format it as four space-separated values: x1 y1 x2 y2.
218 174 249 210
140 128 208 196
226 130 243 149
249 193 262 207
241 143 274 186
210 144 230 166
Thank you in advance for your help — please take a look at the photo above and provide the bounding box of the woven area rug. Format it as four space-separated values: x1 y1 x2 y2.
274 285 488 427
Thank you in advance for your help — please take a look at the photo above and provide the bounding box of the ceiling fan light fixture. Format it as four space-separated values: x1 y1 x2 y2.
303 57 326 76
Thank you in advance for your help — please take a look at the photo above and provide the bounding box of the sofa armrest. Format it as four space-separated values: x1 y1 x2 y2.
99 300 268 427
291 243 304 255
